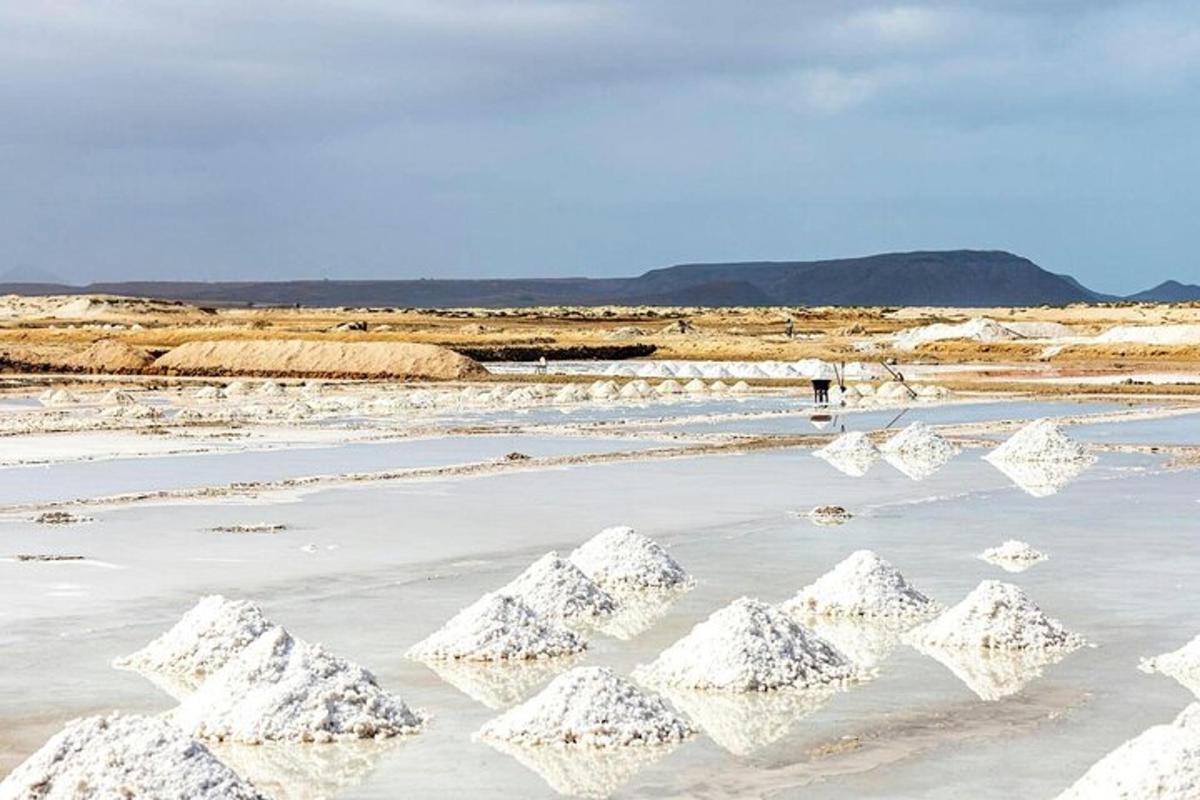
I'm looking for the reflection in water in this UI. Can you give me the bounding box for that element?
[806,617,909,670]
[882,451,952,481]
[818,452,877,478]
[597,588,688,641]
[482,738,681,799]
[212,739,398,800]
[984,455,1092,498]
[421,655,580,709]
[911,642,1074,701]
[662,687,834,756]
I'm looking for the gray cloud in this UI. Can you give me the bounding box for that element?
[2,1,1199,290]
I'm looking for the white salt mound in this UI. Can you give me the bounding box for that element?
[986,418,1094,464]
[113,595,277,694]
[814,432,880,463]
[0,713,265,800]
[476,666,693,747]
[1141,634,1200,694]
[633,597,861,692]
[1054,704,1200,799]
[979,540,1048,570]
[880,421,960,461]
[407,592,586,662]
[569,526,693,591]
[172,626,424,743]
[907,580,1083,651]
[500,552,618,621]
[781,550,940,620]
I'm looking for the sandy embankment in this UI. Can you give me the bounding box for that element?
[152,339,487,381]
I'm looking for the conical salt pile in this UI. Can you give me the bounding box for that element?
[500,552,618,621]
[633,597,861,692]
[172,627,425,743]
[880,422,959,479]
[986,418,1095,464]
[1054,704,1200,799]
[407,592,586,662]
[781,550,940,620]
[569,526,692,591]
[476,666,693,747]
[0,714,266,799]
[113,595,277,695]
[1141,634,1200,696]
[813,432,881,477]
[906,580,1084,651]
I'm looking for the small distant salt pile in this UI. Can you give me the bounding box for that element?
[224,380,248,396]
[1053,704,1200,800]
[569,526,693,591]
[101,388,137,406]
[113,595,277,695]
[40,388,77,407]
[1141,634,1200,696]
[193,385,224,401]
[407,593,586,662]
[588,380,618,401]
[0,714,266,799]
[655,379,683,396]
[813,431,880,478]
[907,580,1083,652]
[683,378,707,395]
[781,550,940,621]
[172,627,425,743]
[979,540,1048,572]
[729,380,751,395]
[633,597,861,692]
[255,380,285,397]
[500,552,618,622]
[476,666,693,747]
[986,418,1095,465]
[554,384,584,403]
[617,382,645,400]
[806,505,853,526]
[880,421,959,480]
[709,380,728,393]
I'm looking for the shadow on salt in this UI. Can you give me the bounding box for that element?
[480,737,683,799]
[212,739,402,800]
[420,655,582,710]
[909,642,1076,701]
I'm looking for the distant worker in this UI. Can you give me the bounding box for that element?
[535,355,548,375]
[785,318,795,339]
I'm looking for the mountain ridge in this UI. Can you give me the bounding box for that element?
[0,250,1189,308]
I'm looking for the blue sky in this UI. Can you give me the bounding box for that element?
[2,1,1199,293]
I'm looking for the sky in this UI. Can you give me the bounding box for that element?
[2,1,1199,293]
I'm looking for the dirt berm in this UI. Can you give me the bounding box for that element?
[153,339,488,380]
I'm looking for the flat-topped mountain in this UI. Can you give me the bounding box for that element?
[1,249,1186,308]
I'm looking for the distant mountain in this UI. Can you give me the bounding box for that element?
[0,249,1177,308]
[1126,280,1200,302]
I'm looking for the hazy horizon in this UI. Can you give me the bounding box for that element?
[4,2,1200,294]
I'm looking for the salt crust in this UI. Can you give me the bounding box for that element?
[406,592,586,662]
[476,666,693,747]
[633,597,862,692]
[906,580,1084,651]
[113,595,277,696]
[500,552,617,621]
[979,540,1048,572]
[569,526,693,591]
[0,713,266,800]
[172,626,425,743]
[1053,704,1200,799]
[781,550,941,620]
